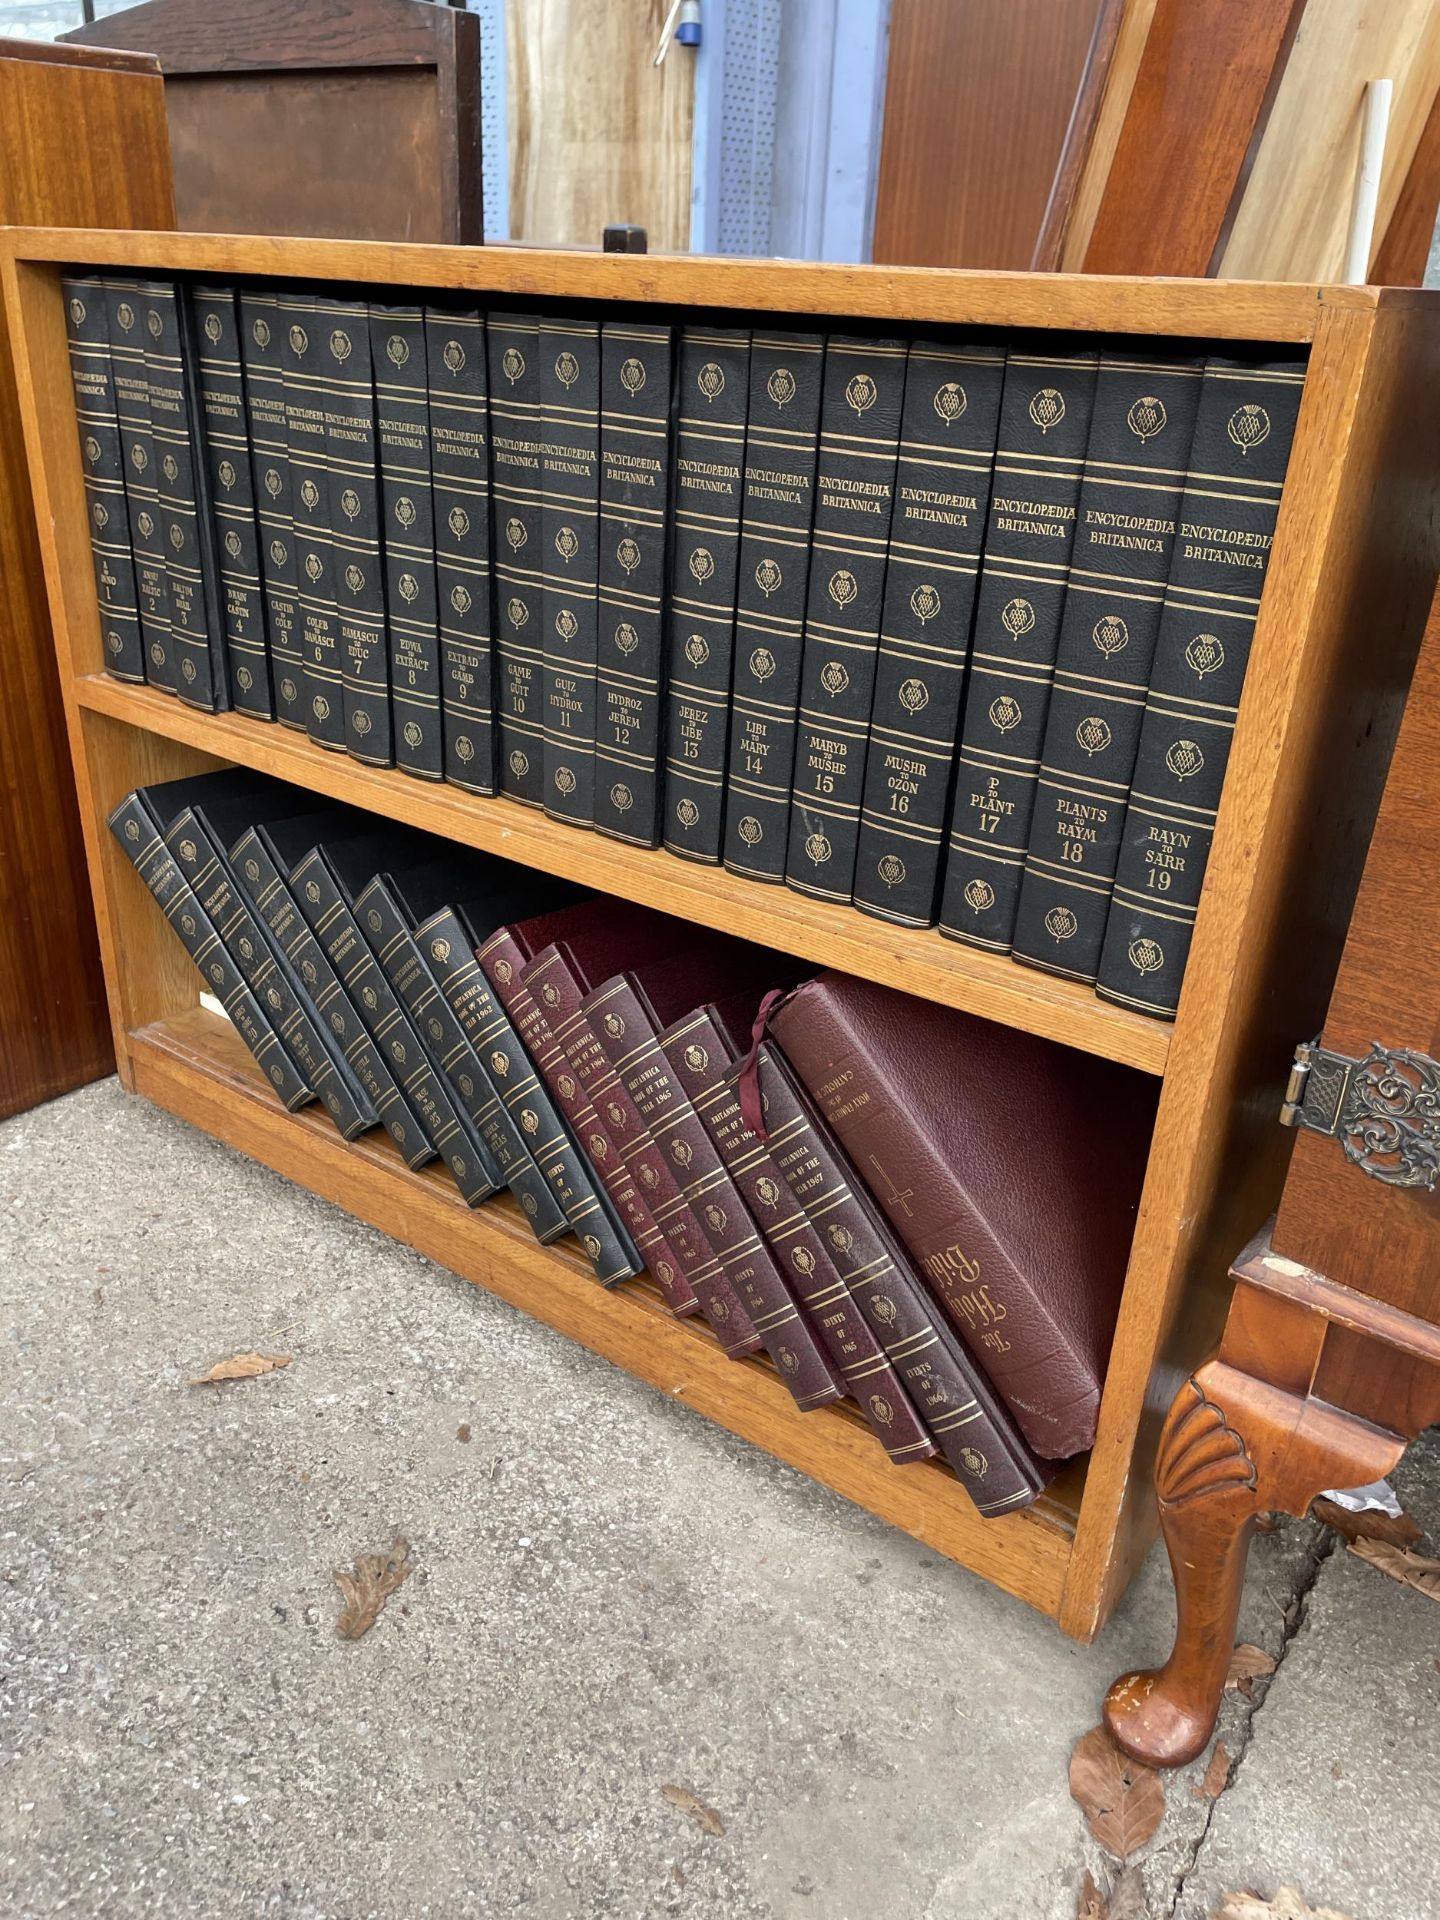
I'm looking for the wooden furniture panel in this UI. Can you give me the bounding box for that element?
[5,227,1435,1641]
[1108,583,1440,1765]
[1219,0,1440,283]
[0,43,175,1122]
[64,0,481,244]
[1080,0,1304,277]
[1371,82,1440,285]
[874,0,1106,270]
[1055,0,1159,272]
[506,0,691,252]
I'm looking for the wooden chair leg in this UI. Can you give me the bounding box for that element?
[1104,1360,1407,1767]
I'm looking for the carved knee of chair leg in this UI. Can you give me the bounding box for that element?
[1104,1366,1262,1768]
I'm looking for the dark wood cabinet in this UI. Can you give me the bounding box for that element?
[65,0,481,244]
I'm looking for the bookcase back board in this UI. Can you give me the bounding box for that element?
[4,227,1435,1641]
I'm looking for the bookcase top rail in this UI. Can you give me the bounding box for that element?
[5,226,1427,343]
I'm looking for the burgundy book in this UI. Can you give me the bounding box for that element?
[477,898,699,1315]
[522,928,787,1345]
[666,1005,936,1464]
[769,973,1158,1458]
[642,1008,847,1412]
[580,938,809,1359]
[752,1042,1050,1512]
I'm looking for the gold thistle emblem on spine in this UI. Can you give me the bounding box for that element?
[448,506,470,538]
[828,569,857,609]
[755,557,782,597]
[450,583,471,614]
[804,831,832,866]
[685,1045,708,1073]
[878,855,906,888]
[845,372,877,417]
[766,367,796,408]
[869,1396,894,1428]
[820,661,850,696]
[1126,394,1168,442]
[988,695,1021,733]
[146,309,162,339]
[792,1246,816,1277]
[610,783,633,813]
[676,798,701,829]
[395,496,417,528]
[444,339,467,375]
[204,313,222,345]
[1092,615,1129,657]
[345,564,365,594]
[404,721,423,748]
[455,736,475,762]
[555,607,578,640]
[399,574,419,603]
[329,330,351,363]
[300,477,320,511]
[933,382,967,424]
[117,302,135,332]
[688,547,715,583]
[899,677,928,713]
[615,622,639,654]
[1028,388,1065,432]
[620,356,646,396]
[251,316,270,348]
[506,517,526,551]
[1044,907,1079,942]
[224,531,241,559]
[1129,937,1165,976]
[219,460,238,491]
[162,454,178,483]
[288,324,307,355]
[1001,597,1035,638]
[83,435,100,465]
[555,525,579,562]
[1185,632,1224,677]
[697,361,725,401]
[387,334,409,367]
[910,583,940,624]
[684,634,710,667]
[738,817,763,847]
[749,647,776,682]
[264,468,281,497]
[341,488,361,521]
[509,749,529,777]
[1227,404,1270,453]
[1164,739,1205,780]
[68,297,85,327]
[501,345,524,384]
[963,878,995,913]
[506,595,528,627]
[554,766,577,796]
[133,447,148,473]
[1076,715,1112,756]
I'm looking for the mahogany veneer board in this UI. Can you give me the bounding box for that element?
[1219,0,1440,282]
[1081,0,1305,276]
[0,44,175,1121]
[64,0,481,243]
[6,227,1438,1641]
[506,0,692,251]
[874,0,1107,269]
[1058,0,1159,271]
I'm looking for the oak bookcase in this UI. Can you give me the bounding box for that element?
[6,227,1437,1641]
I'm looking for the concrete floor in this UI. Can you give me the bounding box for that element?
[1,1079,1436,1920]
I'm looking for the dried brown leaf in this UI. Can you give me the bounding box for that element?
[1107,1868,1150,1920]
[1348,1535,1440,1599]
[1076,1868,1107,1920]
[1068,1726,1166,1861]
[1192,1741,1230,1800]
[1312,1496,1423,1550]
[1224,1643,1276,1698]
[334,1535,410,1640]
[661,1784,724,1836]
[1213,1888,1354,1920]
[189,1351,291,1386]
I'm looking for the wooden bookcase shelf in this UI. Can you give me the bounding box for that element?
[7,227,1438,1641]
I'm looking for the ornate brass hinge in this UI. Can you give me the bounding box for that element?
[1281,1039,1440,1190]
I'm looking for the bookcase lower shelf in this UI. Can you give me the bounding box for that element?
[126,1003,1084,1623]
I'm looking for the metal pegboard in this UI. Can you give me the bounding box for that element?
[468,0,509,242]
[716,0,780,257]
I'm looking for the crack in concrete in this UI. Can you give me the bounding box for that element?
[1158,1519,1339,1920]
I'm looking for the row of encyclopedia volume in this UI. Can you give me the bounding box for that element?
[66,269,1306,1018]
[110,767,1158,1511]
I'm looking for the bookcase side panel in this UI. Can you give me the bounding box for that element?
[1063,301,1440,1637]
